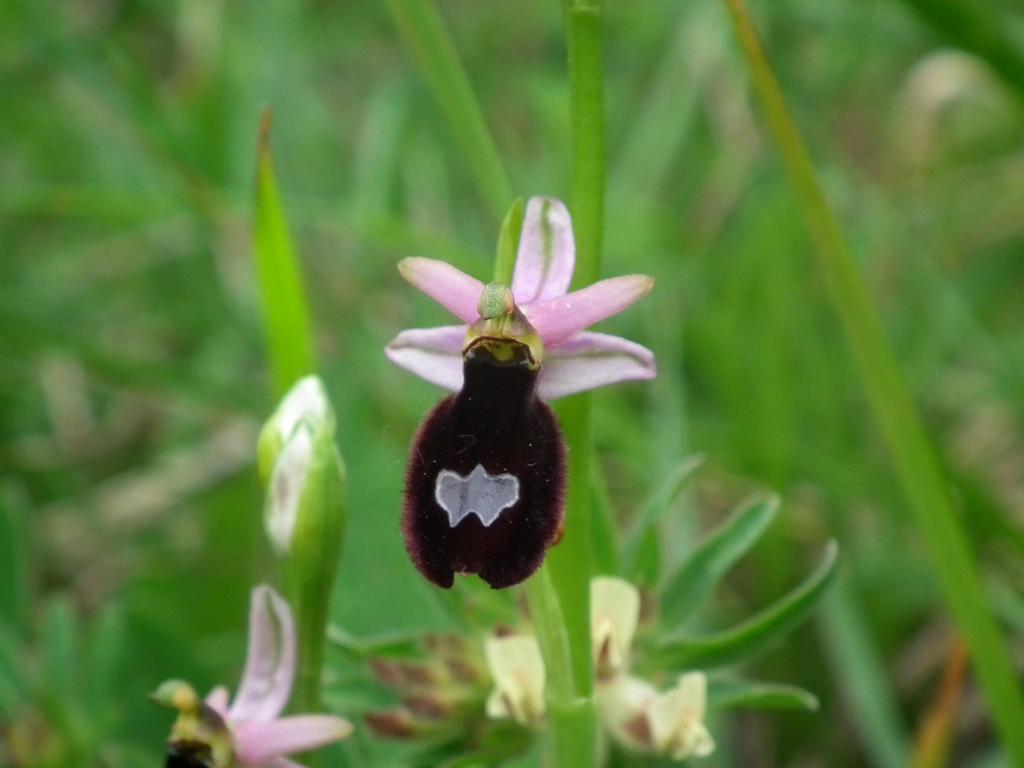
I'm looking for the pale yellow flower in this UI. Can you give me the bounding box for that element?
[598,672,714,761]
[590,576,640,678]
[483,634,546,726]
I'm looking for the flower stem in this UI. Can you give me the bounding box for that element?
[524,565,596,768]
[549,0,604,699]
[542,1,606,765]
[722,0,1024,761]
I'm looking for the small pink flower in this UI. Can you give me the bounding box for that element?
[386,197,656,400]
[157,585,352,767]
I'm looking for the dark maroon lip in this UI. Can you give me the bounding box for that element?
[401,350,565,589]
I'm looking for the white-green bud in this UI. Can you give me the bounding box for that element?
[258,375,329,484]
[257,374,346,713]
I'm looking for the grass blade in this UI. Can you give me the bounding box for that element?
[722,0,1024,759]
[660,495,778,630]
[650,541,838,670]
[384,0,514,220]
[253,108,315,398]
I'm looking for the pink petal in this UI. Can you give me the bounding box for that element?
[384,325,466,392]
[235,715,353,765]
[205,686,230,719]
[511,197,575,305]
[229,585,296,723]
[398,257,484,324]
[524,275,654,346]
[538,332,656,400]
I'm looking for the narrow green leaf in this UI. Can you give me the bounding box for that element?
[384,0,514,220]
[326,627,422,659]
[708,677,819,712]
[723,0,1024,758]
[623,454,703,568]
[660,495,778,629]
[494,198,525,285]
[253,108,315,398]
[628,528,662,588]
[650,541,838,669]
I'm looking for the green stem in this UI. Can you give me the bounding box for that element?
[722,0,1024,761]
[524,565,597,768]
[543,2,606,765]
[564,0,605,288]
[548,0,604,700]
[387,1,602,758]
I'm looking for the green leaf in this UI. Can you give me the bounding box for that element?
[628,528,662,588]
[708,677,819,712]
[384,0,514,220]
[660,495,778,630]
[650,541,838,669]
[622,454,703,569]
[326,626,422,659]
[253,108,316,398]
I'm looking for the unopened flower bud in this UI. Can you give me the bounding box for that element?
[258,375,329,483]
[260,375,345,560]
[258,375,346,713]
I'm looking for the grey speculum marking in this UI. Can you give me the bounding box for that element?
[435,464,520,528]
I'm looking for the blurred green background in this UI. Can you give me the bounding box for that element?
[2,0,1024,765]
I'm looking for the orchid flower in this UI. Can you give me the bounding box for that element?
[386,196,656,400]
[154,585,352,767]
